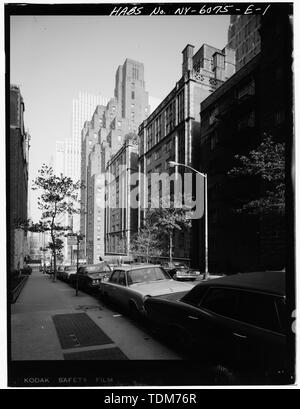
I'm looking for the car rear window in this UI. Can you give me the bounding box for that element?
[181,285,208,305]
[65,266,77,272]
[237,291,281,333]
[128,267,169,284]
[200,288,239,320]
[85,263,111,273]
[109,270,120,283]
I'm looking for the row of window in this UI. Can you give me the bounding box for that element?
[145,91,184,151]
[207,78,256,126]
[236,30,260,60]
[146,139,173,165]
[229,15,260,42]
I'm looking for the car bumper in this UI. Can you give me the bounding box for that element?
[88,282,102,290]
[176,274,200,280]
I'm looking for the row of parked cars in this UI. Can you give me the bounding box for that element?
[56,260,201,291]
[56,262,111,291]
[102,264,290,383]
[55,261,290,383]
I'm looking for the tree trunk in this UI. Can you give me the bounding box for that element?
[169,232,173,262]
[51,204,57,282]
[146,228,150,263]
[53,248,57,282]
[51,229,57,282]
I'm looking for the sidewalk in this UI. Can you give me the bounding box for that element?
[10,268,181,361]
[11,268,105,360]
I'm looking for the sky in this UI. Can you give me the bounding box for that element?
[10,13,230,220]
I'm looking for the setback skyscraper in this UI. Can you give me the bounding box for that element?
[81,59,150,263]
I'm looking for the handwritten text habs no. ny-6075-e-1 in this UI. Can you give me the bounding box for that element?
[109,4,272,17]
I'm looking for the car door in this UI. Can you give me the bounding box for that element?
[186,287,239,365]
[105,270,121,303]
[112,270,130,310]
[77,268,87,288]
[232,291,287,373]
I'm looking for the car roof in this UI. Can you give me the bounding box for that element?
[113,264,162,271]
[198,271,285,296]
[82,262,108,268]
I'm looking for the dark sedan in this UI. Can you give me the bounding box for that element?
[145,271,289,383]
[70,262,112,292]
[161,262,189,278]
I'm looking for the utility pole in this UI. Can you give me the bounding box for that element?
[168,161,209,280]
[76,235,79,296]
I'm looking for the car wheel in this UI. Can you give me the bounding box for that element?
[208,364,238,385]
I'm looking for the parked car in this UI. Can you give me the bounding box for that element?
[70,262,112,292]
[62,265,77,282]
[145,271,288,383]
[99,264,196,319]
[22,265,32,275]
[56,265,65,280]
[174,267,201,281]
[161,261,190,279]
[45,265,52,275]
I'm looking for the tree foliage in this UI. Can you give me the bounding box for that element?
[130,222,162,263]
[228,135,285,214]
[131,196,192,262]
[16,164,81,280]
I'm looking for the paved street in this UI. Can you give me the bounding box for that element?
[11,267,183,361]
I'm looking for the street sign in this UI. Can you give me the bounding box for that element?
[67,235,77,246]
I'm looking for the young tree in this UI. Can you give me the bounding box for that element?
[147,196,192,262]
[130,215,162,263]
[228,134,285,214]
[18,164,81,281]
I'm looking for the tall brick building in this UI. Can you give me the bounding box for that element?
[227,15,261,71]
[80,105,107,258]
[105,138,139,256]
[9,85,30,271]
[138,43,235,262]
[193,11,293,273]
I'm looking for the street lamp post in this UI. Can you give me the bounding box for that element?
[168,161,209,280]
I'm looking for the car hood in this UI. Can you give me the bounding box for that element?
[129,279,194,296]
[151,290,190,301]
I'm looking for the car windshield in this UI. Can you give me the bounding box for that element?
[162,262,175,268]
[128,267,170,284]
[65,266,77,271]
[85,263,111,273]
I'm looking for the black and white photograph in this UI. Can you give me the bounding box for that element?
[4,1,296,389]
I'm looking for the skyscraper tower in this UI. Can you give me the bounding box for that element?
[68,92,108,184]
[54,141,65,176]
[80,58,150,262]
[114,59,150,132]
[65,92,108,235]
